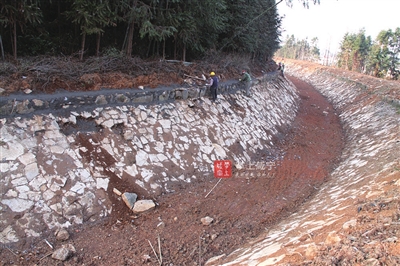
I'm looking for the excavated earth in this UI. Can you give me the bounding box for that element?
[0,59,399,266]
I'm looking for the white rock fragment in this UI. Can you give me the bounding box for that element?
[157,154,168,162]
[113,188,122,196]
[78,169,92,183]
[0,225,19,243]
[136,150,149,166]
[1,198,34,212]
[55,228,70,241]
[96,178,109,191]
[140,111,147,121]
[200,145,214,154]
[81,111,92,118]
[25,163,39,181]
[52,244,76,261]
[125,165,139,176]
[70,182,86,194]
[5,189,18,197]
[0,162,10,172]
[159,119,171,129]
[0,142,24,160]
[102,119,115,128]
[132,200,155,213]
[201,216,214,226]
[140,136,148,145]
[11,177,28,186]
[141,169,154,182]
[29,175,47,191]
[50,145,65,154]
[18,152,36,165]
[212,143,226,158]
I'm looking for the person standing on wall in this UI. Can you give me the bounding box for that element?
[206,71,219,103]
[277,61,285,76]
[239,70,252,96]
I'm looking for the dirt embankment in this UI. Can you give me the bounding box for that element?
[0,56,276,96]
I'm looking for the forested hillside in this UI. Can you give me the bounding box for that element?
[0,0,282,61]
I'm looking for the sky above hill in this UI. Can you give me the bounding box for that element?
[277,0,400,55]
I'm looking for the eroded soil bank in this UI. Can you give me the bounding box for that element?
[0,76,345,265]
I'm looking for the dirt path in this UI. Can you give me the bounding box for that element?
[0,76,345,265]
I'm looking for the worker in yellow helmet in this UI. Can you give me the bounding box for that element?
[206,71,219,102]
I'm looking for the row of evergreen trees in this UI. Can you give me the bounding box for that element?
[274,35,320,62]
[276,28,400,80]
[0,0,282,62]
[337,28,400,79]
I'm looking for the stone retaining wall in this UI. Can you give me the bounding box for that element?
[0,75,270,117]
[0,73,299,244]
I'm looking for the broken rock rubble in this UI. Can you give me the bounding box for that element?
[119,190,156,213]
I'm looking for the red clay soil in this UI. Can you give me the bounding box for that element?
[0,75,345,265]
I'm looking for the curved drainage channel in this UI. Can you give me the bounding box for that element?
[217,61,400,265]
[1,74,347,265]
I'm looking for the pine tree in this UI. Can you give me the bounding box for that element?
[0,0,42,59]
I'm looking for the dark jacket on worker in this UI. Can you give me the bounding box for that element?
[211,76,218,88]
